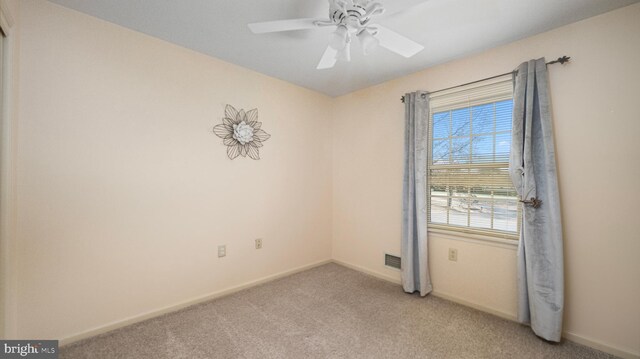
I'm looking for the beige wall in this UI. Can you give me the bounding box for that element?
[332,3,640,358]
[8,0,640,357]
[15,0,333,341]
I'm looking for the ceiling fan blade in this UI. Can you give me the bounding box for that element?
[317,46,338,70]
[248,18,324,34]
[375,25,424,58]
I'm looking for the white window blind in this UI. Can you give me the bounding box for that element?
[427,75,521,239]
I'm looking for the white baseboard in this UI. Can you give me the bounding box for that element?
[429,290,517,322]
[332,259,401,285]
[60,259,332,347]
[331,259,516,321]
[562,331,639,359]
[332,259,639,359]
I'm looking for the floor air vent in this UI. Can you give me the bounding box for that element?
[385,254,401,269]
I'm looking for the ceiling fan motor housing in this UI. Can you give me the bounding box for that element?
[328,0,385,30]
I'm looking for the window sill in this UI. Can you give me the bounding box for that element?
[427,227,519,250]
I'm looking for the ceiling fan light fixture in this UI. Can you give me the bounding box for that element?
[336,44,351,62]
[329,25,349,50]
[358,29,379,55]
[249,0,425,70]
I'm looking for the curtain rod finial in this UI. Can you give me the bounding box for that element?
[548,56,571,65]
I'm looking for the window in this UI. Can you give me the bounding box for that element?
[427,75,521,240]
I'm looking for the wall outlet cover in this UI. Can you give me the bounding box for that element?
[448,248,458,262]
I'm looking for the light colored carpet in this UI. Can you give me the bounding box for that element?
[61,263,616,358]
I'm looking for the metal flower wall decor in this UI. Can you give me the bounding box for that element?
[213,105,271,160]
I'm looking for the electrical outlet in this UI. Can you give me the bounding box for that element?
[218,245,226,258]
[255,238,263,249]
[448,248,458,262]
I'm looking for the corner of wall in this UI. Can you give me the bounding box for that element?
[328,97,337,261]
[0,0,20,339]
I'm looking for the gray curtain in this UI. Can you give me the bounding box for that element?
[509,58,564,342]
[401,91,432,296]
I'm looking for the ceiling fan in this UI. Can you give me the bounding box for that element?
[248,0,425,70]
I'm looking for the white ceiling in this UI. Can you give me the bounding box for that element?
[47,0,638,97]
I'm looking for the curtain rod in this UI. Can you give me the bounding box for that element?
[400,56,571,103]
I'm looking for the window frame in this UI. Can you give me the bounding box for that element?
[426,76,521,241]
